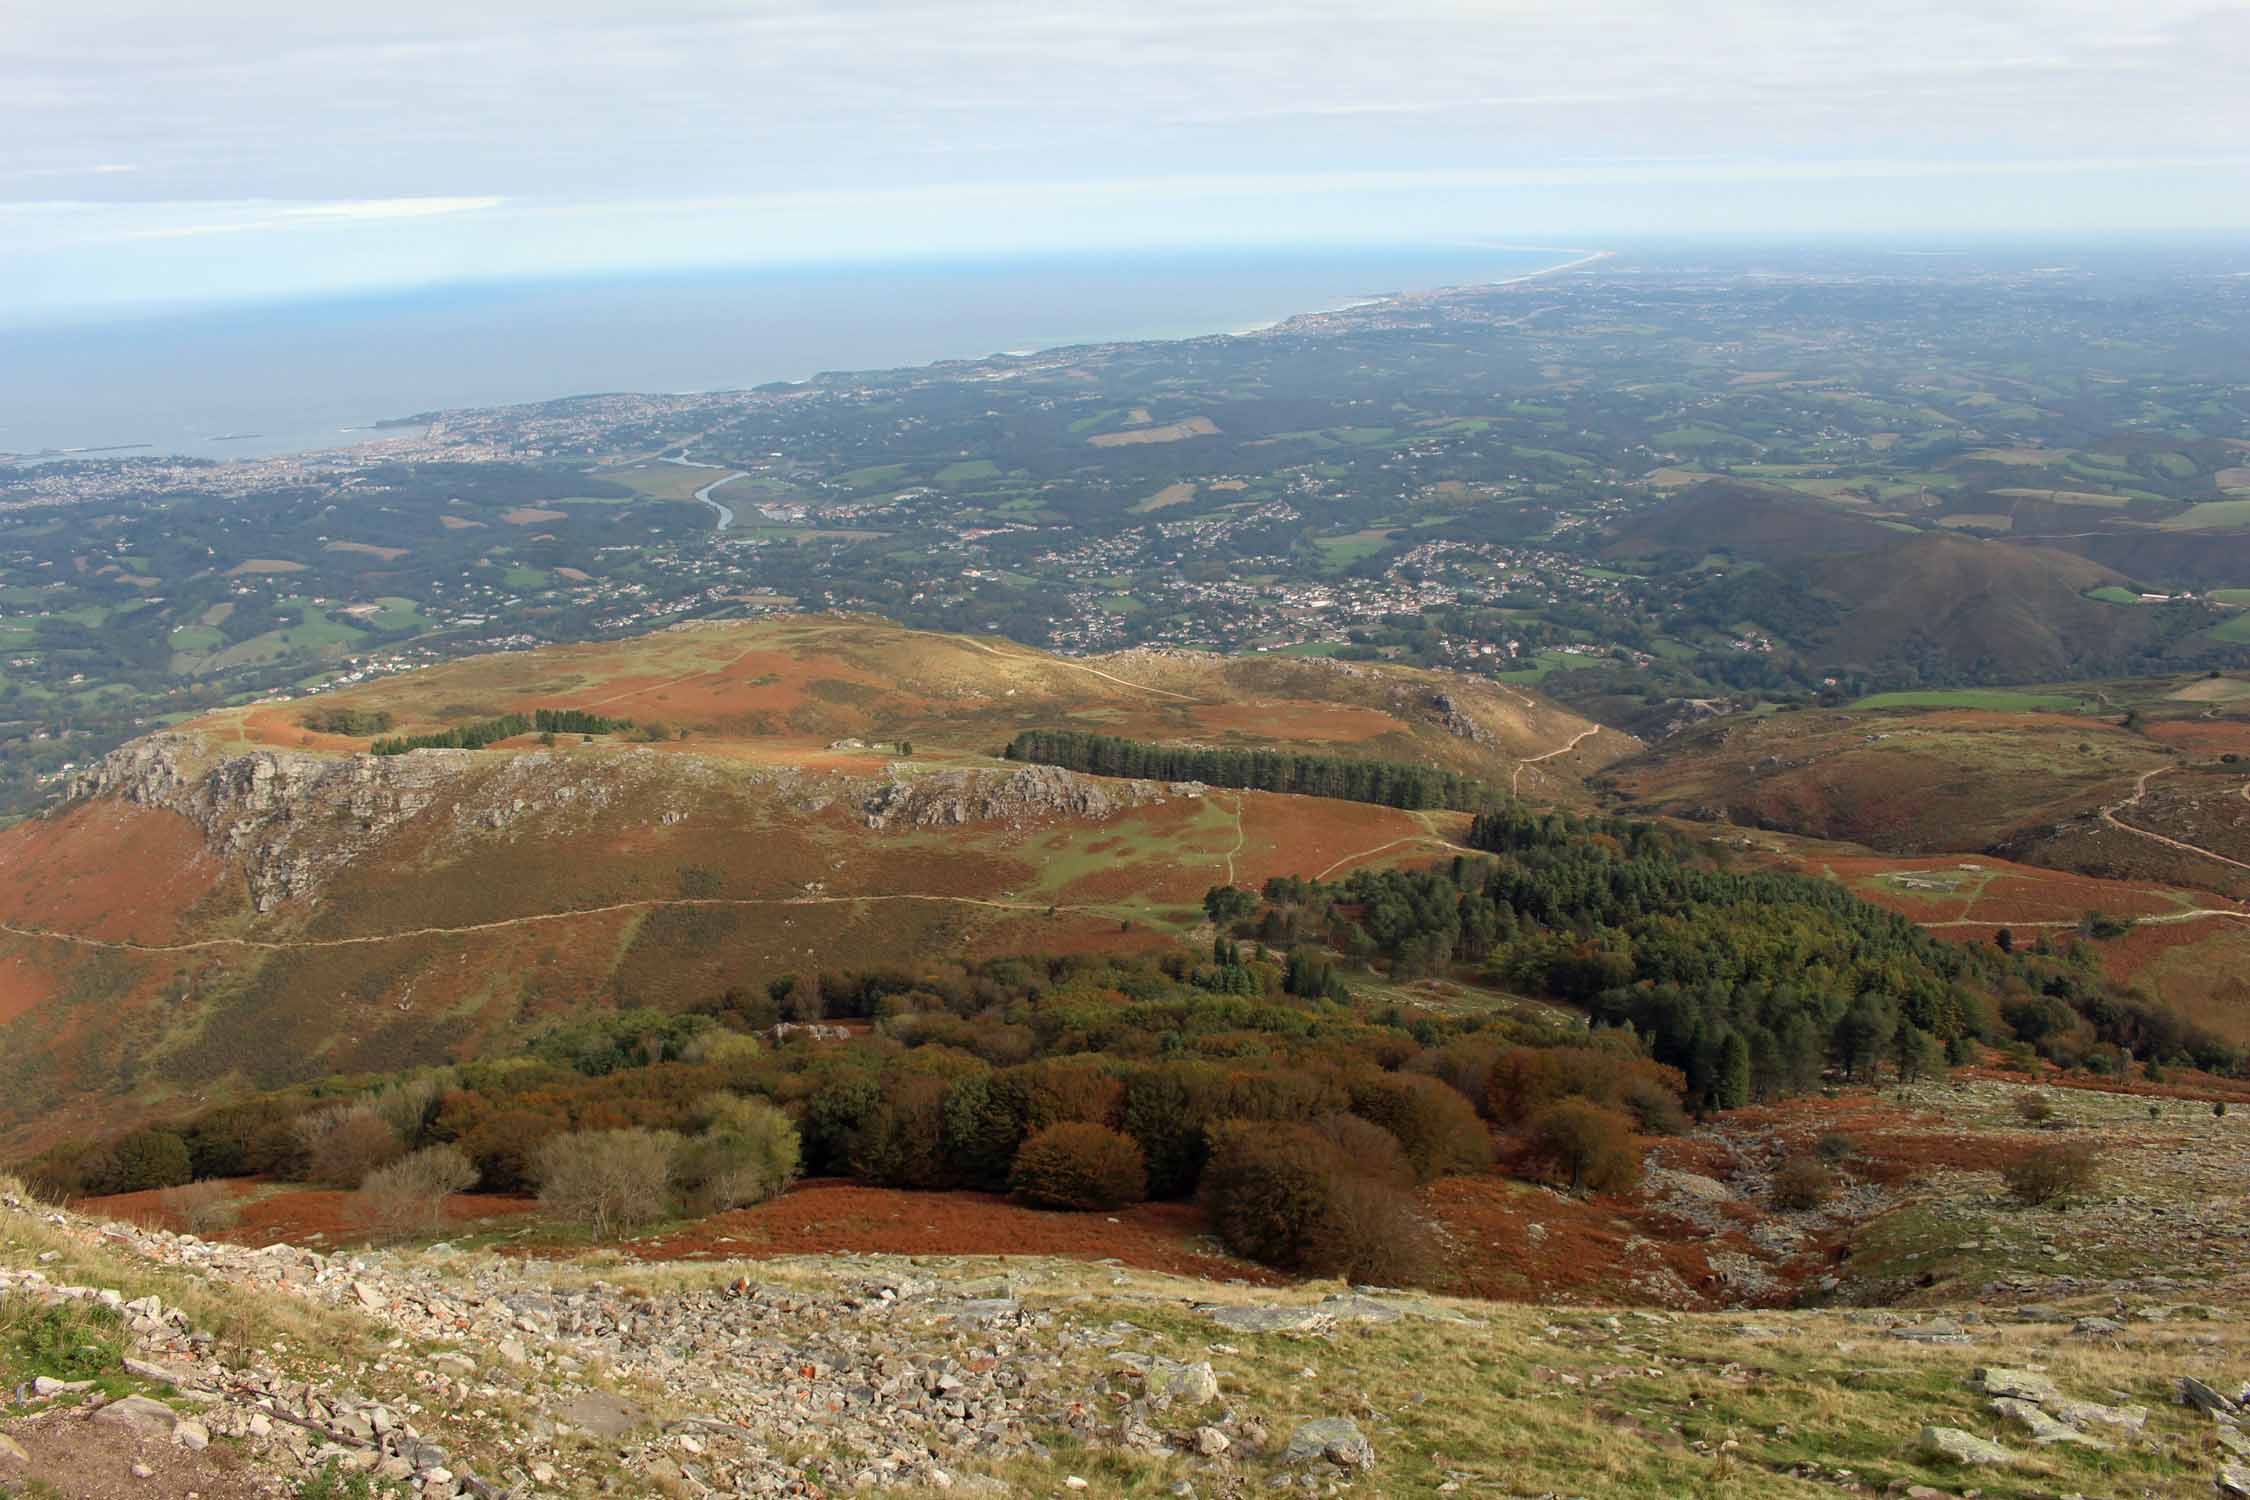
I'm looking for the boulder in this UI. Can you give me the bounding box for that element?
[1989,1398,2108,1448]
[1975,1367,2060,1403]
[1919,1425,2019,1466]
[1204,1305,1327,1334]
[2219,1463,2250,1499]
[2181,1377,2239,1415]
[1280,1418,1374,1470]
[92,1394,179,1437]
[2046,1397,2147,1436]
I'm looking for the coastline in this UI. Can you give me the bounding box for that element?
[4,246,1609,466]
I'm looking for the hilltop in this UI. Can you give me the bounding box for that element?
[0,616,1629,1150]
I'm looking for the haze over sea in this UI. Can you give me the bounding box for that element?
[0,246,1566,463]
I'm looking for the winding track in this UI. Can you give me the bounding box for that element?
[1511,725,1601,795]
[0,892,1113,956]
[2100,764,2250,874]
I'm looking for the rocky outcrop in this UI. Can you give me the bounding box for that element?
[860,763,1192,830]
[64,734,1197,911]
[70,734,477,912]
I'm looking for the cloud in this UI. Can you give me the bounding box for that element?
[119,196,504,240]
[2,0,2248,311]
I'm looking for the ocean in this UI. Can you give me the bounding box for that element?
[0,245,1569,463]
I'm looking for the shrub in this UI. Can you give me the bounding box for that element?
[184,1098,306,1180]
[1199,1121,1435,1283]
[1200,1121,1349,1270]
[1814,1131,1857,1164]
[2004,1140,2100,1206]
[532,1129,681,1238]
[1487,1045,1684,1128]
[1008,1124,1148,1211]
[1770,1156,1835,1210]
[673,1096,800,1210]
[1617,1075,1689,1136]
[1344,1073,1493,1183]
[101,1129,194,1195]
[1020,1060,1127,1132]
[294,1104,405,1188]
[1523,1101,1642,1194]
[1301,1171,1440,1287]
[1308,1113,1414,1187]
[2012,1093,2055,1125]
[158,1179,241,1236]
[355,1146,476,1237]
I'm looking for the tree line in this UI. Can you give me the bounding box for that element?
[1003,728,1496,811]
[1213,802,2243,1113]
[368,706,634,755]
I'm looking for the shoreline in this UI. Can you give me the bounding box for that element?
[8,247,1609,466]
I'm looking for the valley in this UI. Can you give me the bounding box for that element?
[6,251,2250,1500]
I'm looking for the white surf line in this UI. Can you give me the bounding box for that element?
[0,893,1118,956]
[1484,248,1613,286]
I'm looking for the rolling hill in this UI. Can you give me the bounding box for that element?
[0,615,1632,1153]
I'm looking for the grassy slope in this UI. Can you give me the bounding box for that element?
[0,617,1631,1149]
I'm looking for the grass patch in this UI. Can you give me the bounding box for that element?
[1851,689,2087,712]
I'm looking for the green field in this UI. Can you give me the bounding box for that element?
[2085,586,2147,605]
[2159,500,2250,531]
[1852,689,2088,712]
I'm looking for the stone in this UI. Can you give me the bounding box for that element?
[1316,1295,1405,1325]
[173,1418,211,1450]
[553,1391,647,1438]
[1892,1321,1973,1345]
[0,1433,27,1466]
[93,1394,179,1436]
[1279,1418,1375,1470]
[1193,1426,1230,1456]
[1975,1367,2060,1404]
[1919,1425,2019,1466]
[2220,1464,2250,1499]
[123,1355,197,1386]
[1163,1362,1221,1408]
[2181,1378,2239,1415]
[1989,1398,2108,1448]
[2071,1315,2126,1337]
[1204,1305,1327,1334]
[31,1376,94,1396]
[2046,1398,2147,1436]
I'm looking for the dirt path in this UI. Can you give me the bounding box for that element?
[2100,764,2250,874]
[0,891,1122,957]
[1220,795,1247,884]
[1511,725,1601,795]
[1918,907,2250,931]
[941,633,1197,702]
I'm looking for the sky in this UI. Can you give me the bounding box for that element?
[7,0,2250,321]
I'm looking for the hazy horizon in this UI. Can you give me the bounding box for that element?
[9,0,2250,322]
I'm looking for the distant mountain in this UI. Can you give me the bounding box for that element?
[1798,532,2179,680]
[1603,481,1903,564]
